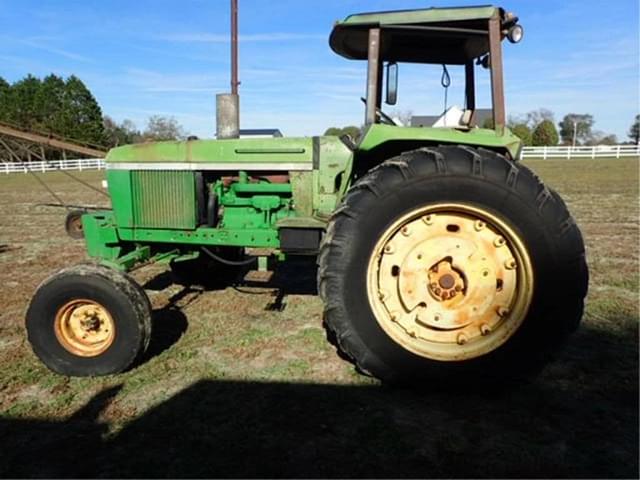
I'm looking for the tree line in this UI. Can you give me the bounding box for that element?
[325,109,640,147]
[0,74,188,157]
[502,109,637,147]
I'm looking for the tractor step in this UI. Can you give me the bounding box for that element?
[244,270,274,283]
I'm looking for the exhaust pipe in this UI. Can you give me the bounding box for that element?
[216,93,239,139]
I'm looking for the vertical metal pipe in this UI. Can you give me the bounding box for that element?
[365,28,381,126]
[488,16,505,134]
[465,60,476,125]
[231,0,239,94]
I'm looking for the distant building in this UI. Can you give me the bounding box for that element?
[411,108,493,128]
[239,129,283,138]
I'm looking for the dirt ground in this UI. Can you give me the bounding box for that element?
[0,159,638,478]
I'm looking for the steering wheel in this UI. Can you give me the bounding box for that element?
[360,97,397,126]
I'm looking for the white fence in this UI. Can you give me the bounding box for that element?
[1,145,639,174]
[521,145,640,160]
[1,158,105,174]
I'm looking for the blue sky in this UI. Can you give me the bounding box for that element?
[1,0,638,139]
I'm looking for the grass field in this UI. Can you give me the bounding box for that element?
[0,158,638,478]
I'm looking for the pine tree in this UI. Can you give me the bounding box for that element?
[61,75,105,145]
[532,120,559,146]
[0,77,9,123]
[36,74,66,133]
[629,114,640,145]
[5,75,43,129]
[511,123,532,146]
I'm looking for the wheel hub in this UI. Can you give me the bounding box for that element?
[367,204,533,361]
[428,260,465,302]
[54,300,115,357]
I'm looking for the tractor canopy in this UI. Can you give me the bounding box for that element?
[329,5,516,65]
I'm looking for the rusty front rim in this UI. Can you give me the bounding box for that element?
[69,217,83,235]
[54,299,115,357]
[366,203,534,361]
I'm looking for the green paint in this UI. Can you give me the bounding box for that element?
[107,137,314,166]
[336,6,499,26]
[358,124,522,160]
[82,6,523,271]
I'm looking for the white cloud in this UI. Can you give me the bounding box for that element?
[161,32,325,43]
[20,38,93,63]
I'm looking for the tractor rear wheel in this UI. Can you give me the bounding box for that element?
[26,264,152,376]
[318,145,588,384]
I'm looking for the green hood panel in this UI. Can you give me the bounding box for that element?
[106,137,314,167]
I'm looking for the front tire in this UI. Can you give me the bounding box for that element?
[26,264,152,376]
[318,146,588,383]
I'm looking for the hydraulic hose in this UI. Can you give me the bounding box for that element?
[201,246,258,266]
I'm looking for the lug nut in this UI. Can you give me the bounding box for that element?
[504,259,517,270]
[384,245,394,254]
[494,236,506,247]
[457,333,468,345]
[496,306,509,317]
[474,220,486,231]
[423,215,434,225]
[480,324,491,336]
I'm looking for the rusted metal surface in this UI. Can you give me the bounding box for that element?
[0,122,106,158]
[216,93,240,139]
[488,15,506,134]
[366,204,534,361]
[231,0,239,95]
[54,299,115,357]
[365,28,381,125]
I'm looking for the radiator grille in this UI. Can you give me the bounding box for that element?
[131,170,196,229]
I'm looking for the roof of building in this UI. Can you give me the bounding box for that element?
[239,129,283,137]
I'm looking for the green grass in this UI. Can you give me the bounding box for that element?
[0,160,638,478]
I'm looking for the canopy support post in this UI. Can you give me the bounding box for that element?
[365,28,381,125]
[465,60,476,125]
[488,15,505,134]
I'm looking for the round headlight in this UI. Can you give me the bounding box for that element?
[507,24,524,43]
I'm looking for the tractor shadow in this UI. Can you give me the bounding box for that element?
[240,256,318,311]
[1,321,637,478]
[87,258,638,476]
[138,257,318,362]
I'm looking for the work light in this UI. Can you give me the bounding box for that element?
[507,24,524,43]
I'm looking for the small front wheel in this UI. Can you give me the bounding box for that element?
[65,210,85,239]
[26,264,152,376]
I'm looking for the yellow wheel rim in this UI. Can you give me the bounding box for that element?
[54,299,115,357]
[366,203,534,361]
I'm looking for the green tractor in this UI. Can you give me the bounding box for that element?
[26,6,587,383]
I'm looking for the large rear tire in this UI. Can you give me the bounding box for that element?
[318,146,588,383]
[26,264,152,376]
